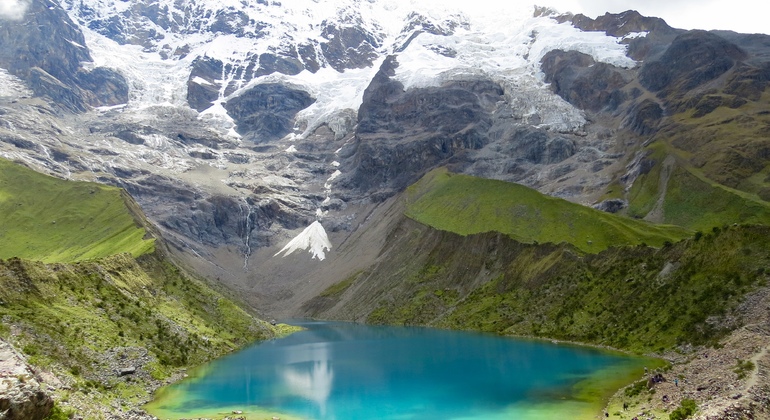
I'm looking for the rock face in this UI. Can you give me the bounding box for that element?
[0,0,127,111]
[640,30,747,102]
[0,339,53,420]
[541,50,629,112]
[225,83,316,142]
[342,55,601,198]
[1,2,770,314]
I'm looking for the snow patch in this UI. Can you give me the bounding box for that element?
[274,221,332,261]
[0,68,32,97]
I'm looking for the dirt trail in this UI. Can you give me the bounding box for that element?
[604,287,770,420]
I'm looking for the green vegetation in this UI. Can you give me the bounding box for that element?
[625,92,770,232]
[669,398,697,420]
[734,359,755,380]
[0,158,154,262]
[405,168,691,253]
[0,252,278,385]
[319,272,359,298]
[0,158,295,417]
[356,221,770,353]
[625,148,770,231]
[44,402,75,420]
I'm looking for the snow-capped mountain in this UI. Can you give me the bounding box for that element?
[2,0,769,313]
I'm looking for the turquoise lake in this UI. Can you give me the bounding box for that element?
[146,321,651,420]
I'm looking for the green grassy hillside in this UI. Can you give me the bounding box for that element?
[0,158,297,418]
[627,144,770,231]
[0,158,154,262]
[311,217,769,354]
[0,252,297,418]
[405,168,691,253]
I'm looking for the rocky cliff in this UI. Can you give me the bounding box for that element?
[0,0,769,316]
[0,339,53,420]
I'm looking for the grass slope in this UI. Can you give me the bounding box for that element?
[349,220,770,354]
[405,168,691,253]
[0,158,298,418]
[627,144,770,231]
[0,252,294,417]
[0,158,154,262]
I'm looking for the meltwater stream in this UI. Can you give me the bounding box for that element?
[146,321,651,420]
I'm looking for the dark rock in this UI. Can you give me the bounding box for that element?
[224,83,315,142]
[541,50,629,112]
[189,150,216,160]
[593,199,628,213]
[76,67,129,107]
[723,62,770,101]
[570,10,675,38]
[0,0,90,88]
[118,367,136,376]
[624,99,664,136]
[254,52,304,77]
[346,57,507,194]
[27,67,88,113]
[0,135,37,150]
[187,57,224,111]
[691,95,727,118]
[640,30,746,96]
[320,20,381,72]
[115,130,146,145]
[297,42,322,73]
[0,0,127,111]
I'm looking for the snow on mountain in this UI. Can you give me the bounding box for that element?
[3,0,650,263]
[274,220,333,261]
[57,0,642,136]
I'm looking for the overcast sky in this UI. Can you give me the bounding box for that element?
[544,0,769,34]
[1,0,767,35]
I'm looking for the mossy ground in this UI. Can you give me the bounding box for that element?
[405,168,691,254]
[0,158,154,262]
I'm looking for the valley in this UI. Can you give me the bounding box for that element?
[1,0,770,419]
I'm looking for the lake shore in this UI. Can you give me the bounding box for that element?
[135,315,770,420]
[601,286,770,420]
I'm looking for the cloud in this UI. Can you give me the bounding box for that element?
[0,0,31,21]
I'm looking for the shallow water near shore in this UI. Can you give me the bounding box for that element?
[146,321,654,419]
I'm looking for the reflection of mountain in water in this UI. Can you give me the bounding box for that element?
[281,343,334,415]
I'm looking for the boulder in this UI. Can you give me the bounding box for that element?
[0,339,53,420]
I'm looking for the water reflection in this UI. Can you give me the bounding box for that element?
[146,321,652,420]
[280,342,334,415]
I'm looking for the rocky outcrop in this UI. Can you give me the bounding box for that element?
[562,10,682,61]
[0,0,127,111]
[640,31,747,103]
[541,50,630,112]
[344,56,506,194]
[318,16,381,72]
[225,83,315,142]
[0,339,53,420]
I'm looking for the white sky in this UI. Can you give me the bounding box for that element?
[541,0,770,34]
[560,0,770,35]
[1,0,766,34]
[426,0,770,35]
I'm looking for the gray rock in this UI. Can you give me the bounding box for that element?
[0,339,53,420]
[225,83,315,142]
[593,199,628,213]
